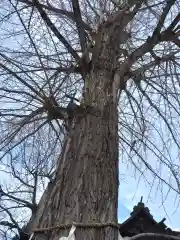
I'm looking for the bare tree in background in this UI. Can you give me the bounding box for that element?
[0,0,179,239]
[0,134,56,239]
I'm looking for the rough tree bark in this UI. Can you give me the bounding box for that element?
[29,18,124,240]
[0,0,179,239]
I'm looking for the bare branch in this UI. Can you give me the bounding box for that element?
[72,0,87,52]
[152,0,176,38]
[33,0,81,63]
[18,0,92,31]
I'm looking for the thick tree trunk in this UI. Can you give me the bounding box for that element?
[32,25,121,240]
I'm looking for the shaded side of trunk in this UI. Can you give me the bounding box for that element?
[24,181,54,234]
[33,25,121,240]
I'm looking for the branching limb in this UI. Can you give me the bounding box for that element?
[72,0,87,53]
[33,0,81,64]
[18,0,92,31]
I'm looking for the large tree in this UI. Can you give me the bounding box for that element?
[0,0,179,239]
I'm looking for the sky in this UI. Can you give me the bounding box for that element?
[118,175,180,231]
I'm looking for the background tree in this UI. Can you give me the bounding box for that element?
[0,135,57,239]
[0,0,179,239]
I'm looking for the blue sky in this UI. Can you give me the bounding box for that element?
[118,176,180,231]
